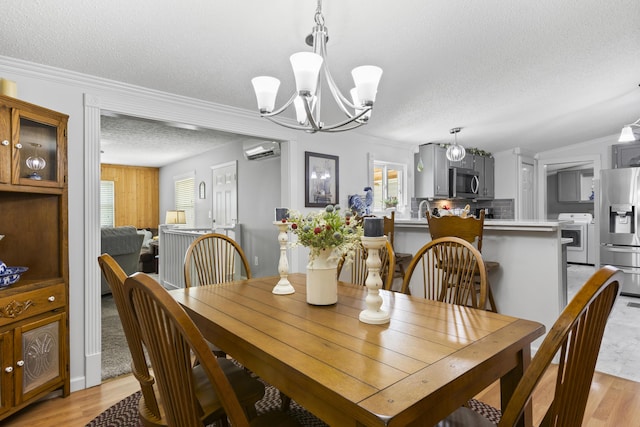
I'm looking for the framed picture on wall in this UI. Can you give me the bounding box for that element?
[305,151,339,207]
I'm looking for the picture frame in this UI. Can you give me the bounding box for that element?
[305,151,339,207]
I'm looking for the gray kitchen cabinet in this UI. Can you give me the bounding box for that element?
[415,143,449,199]
[449,154,474,170]
[558,169,593,202]
[473,154,495,199]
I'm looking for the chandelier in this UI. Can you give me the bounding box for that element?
[446,128,466,162]
[251,0,383,133]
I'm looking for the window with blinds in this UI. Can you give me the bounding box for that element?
[175,177,195,226]
[100,180,115,227]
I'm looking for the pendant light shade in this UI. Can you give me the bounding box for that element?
[446,144,466,162]
[446,127,466,162]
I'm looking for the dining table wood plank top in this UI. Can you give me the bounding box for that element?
[169,273,544,427]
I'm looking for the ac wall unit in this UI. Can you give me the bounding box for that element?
[243,141,281,161]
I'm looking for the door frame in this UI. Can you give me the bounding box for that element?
[83,93,296,388]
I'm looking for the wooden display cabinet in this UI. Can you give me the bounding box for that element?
[0,94,69,421]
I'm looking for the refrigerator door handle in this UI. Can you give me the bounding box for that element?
[601,245,640,254]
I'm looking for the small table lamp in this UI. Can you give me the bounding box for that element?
[165,210,186,225]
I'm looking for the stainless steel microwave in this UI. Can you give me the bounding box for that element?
[449,167,480,198]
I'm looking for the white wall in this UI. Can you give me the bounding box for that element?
[0,56,415,392]
[159,142,283,278]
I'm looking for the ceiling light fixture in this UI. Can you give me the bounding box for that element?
[446,127,466,162]
[619,118,640,142]
[250,0,383,133]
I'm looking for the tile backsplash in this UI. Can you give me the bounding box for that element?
[411,198,515,219]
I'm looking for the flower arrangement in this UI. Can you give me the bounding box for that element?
[287,204,363,261]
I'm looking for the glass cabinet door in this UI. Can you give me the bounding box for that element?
[11,108,66,188]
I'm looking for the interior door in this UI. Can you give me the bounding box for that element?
[520,160,535,219]
[211,161,237,227]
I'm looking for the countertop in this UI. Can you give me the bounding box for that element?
[395,218,571,232]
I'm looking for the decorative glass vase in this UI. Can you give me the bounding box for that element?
[306,248,338,305]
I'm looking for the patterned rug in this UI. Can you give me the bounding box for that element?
[86,378,501,426]
[86,379,328,427]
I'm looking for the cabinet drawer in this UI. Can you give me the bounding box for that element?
[0,283,65,327]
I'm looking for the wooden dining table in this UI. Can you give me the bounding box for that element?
[169,273,544,427]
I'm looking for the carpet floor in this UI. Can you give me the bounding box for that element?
[86,379,501,426]
[102,294,131,380]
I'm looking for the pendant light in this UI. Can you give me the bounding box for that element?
[446,127,466,162]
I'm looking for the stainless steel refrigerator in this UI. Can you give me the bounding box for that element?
[600,167,640,297]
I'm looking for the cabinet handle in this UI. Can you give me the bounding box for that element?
[16,360,24,367]
[1,140,8,146]
[48,296,55,302]
[15,143,22,149]
[5,366,13,373]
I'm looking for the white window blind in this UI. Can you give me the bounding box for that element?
[100,180,115,227]
[175,177,195,226]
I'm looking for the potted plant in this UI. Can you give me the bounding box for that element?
[287,205,363,304]
[384,196,398,209]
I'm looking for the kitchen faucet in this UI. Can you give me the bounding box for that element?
[418,199,430,218]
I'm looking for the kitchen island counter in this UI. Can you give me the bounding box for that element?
[393,218,567,348]
[395,218,570,231]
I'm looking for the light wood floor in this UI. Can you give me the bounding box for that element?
[3,367,640,426]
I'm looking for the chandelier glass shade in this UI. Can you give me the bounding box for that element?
[619,119,640,142]
[251,0,383,133]
[446,128,466,162]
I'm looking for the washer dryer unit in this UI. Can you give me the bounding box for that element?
[559,213,593,264]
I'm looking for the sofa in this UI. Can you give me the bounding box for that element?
[100,226,144,295]
[137,228,157,273]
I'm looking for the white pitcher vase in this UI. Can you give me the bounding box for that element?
[306,248,338,305]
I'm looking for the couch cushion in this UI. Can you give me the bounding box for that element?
[101,226,143,256]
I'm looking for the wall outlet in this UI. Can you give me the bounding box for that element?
[254,256,259,266]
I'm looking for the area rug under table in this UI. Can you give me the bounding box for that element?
[86,379,501,426]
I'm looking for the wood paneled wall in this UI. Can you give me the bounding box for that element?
[101,164,159,229]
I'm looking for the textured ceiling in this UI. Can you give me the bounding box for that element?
[100,114,272,167]
[2,0,640,166]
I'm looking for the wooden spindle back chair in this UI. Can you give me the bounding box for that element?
[124,273,299,427]
[426,210,499,312]
[401,236,488,309]
[184,233,251,287]
[337,239,396,290]
[437,266,621,427]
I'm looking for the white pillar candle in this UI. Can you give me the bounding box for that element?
[0,79,17,97]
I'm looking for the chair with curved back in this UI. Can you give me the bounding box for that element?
[337,239,396,290]
[401,236,488,309]
[383,210,413,286]
[98,254,163,427]
[426,210,499,312]
[436,265,621,427]
[184,232,252,287]
[183,232,294,410]
[98,254,265,427]
[124,273,300,427]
